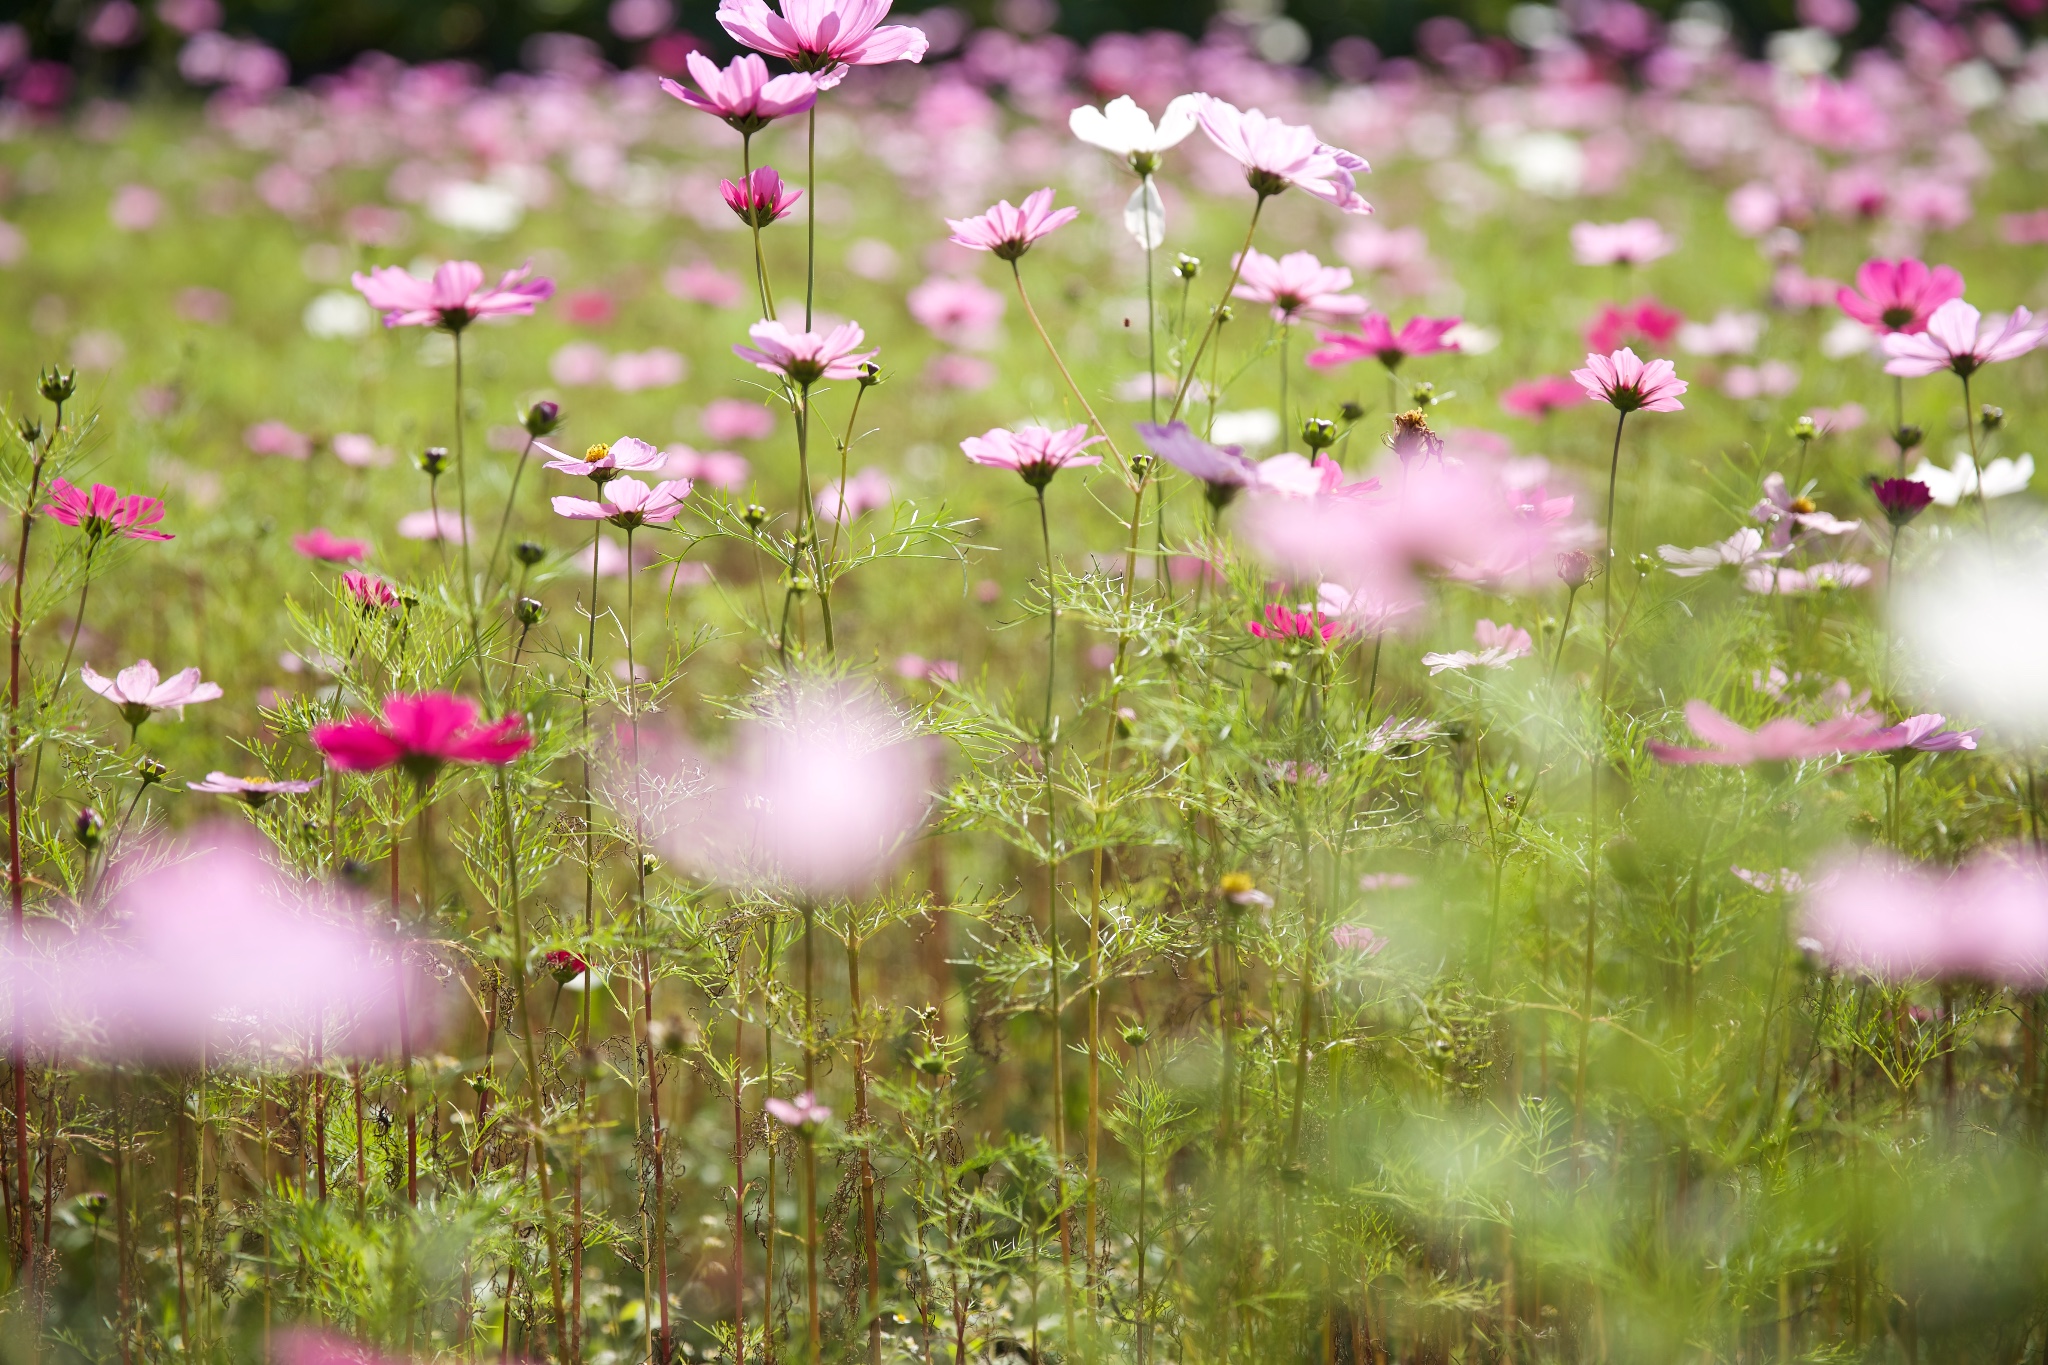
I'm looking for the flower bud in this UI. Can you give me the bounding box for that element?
[1129,452,1156,481]
[640,851,660,879]
[786,572,814,596]
[1173,253,1201,280]
[515,596,546,626]
[1264,659,1293,684]
[857,361,882,389]
[1408,380,1443,408]
[135,756,168,785]
[1893,423,1924,453]
[913,1052,950,1077]
[74,807,104,851]
[1119,1023,1150,1047]
[417,447,450,477]
[1339,401,1366,425]
[15,417,42,446]
[1214,303,1234,325]
[77,1192,109,1220]
[38,367,76,404]
[1981,404,2005,434]
[340,858,375,887]
[1790,415,1818,443]
[544,949,588,985]
[513,540,547,567]
[522,400,563,438]
[743,503,769,529]
[1868,475,1934,528]
[1556,549,1596,589]
[1631,552,1657,575]
[1295,417,1337,453]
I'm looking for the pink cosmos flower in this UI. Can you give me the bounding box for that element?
[1799,850,2048,987]
[668,261,746,309]
[1836,258,1964,336]
[80,659,223,728]
[1230,249,1367,325]
[1571,348,1686,412]
[664,447,751,490]
[945,188,1079,260]
[189,772,321,806]
[1742,562,1873,596]
[1752,473,1858,550]
[1500,376,1588,419]
[349,260,554,331]
[733,319,878,384]
[716,0,928,86]
[397,509,471,544]
[1570,218,1676,266]
[722,165,802,227]
[1136,421,1260,507]
[341,571,399,611]
[1658,528,1779,577]
[311,692,532,779]
[1881,299,2048,379]
[1247,603,1349,643]
[1330,924,1388,956]
[331,433,394,469]
[1191,95,1371,215]
[1254,453,1379,501]
[895,654,960,684]
[293,528,369,563]
[544,949,588,984]
[1420,619,1533,675]
[1304,313,1460,372]
[960,424,1104,488]
[542,435,668,482]
[906,275,1004,349]
[552,476,693,529]
[658,51,820,132]
[765,1091,832,1129]
[816,466,891,523]
[245,420,313,460]
[701,398,778,442]
[1584,298,1682,353]
[43,479,172,542]
[2001,210,2048,247]
[1868,712,1978,755]
[1645,700,1891,766]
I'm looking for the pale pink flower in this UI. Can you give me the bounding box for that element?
[1645,699,1891,765]
[1330,924,1388,956]
[397,509,471,543]
[1571,347,1686,412]
[1136,421,1259,506]
[109,183,161,232]
[701,398,778,442]
[716,0,928,87]
[1191,95,1371,215]
[665,447,752,490]
[1732,866,1804,895]
[1881,299,2048,379]
[1500,376,1588,419]
[1721,362,1799,401]
[1253,453,1378,501]
[1778,78,1892,153]
[189,772,320,806]
[607,349,687,393]
[1868,713,1979,755]
[1570,219,1675,266]
[945,188,1079,260]
[906,275,1004,348]
[765,1090,832,1129]
[1421,619,1533,675]
[1799,850,2048,986]
[721,165,803,227]
[895,654,960,684]
[1752,473,1859,550]
[331,433,394,468]
[1657,527,1778,577]
[733,319,877,384]
[1304,313,1459,371]
[658,51,819,132]
[927,354,994,391]
[552,476,692,529]
[1230,249,1367,325]
[667,261,745,309]
[292,528,369,564]
[350,260,553,331]
[1742,562,1873,595]
[960,424,1103,487]
[80,660,222,728]
[1836,258,1964,336]
[816,467,891,523]
[244,420,312,460]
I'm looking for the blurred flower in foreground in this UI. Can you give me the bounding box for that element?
[1800,850,2048,986]
[1881,299,2048,378]
[350,260,553,332]
[1908,452,2034,506]
[312,693,531,781]
[1191,96,1371,214]
[80,660,222,729]
[1836,257,1964,336]
[816,467,892,523]
[1499,375,1587,419]
[1895,538,2048,742]
[1645,700,1890,765]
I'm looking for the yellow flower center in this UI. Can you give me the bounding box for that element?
[586,443,611,463]
[1790,497,1816,514]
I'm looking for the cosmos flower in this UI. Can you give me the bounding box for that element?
[43,479,173,542]
[80,660,223,728]
[1657,528,1780,576]
[397,509,471,544]
[340,571,399,611]
[1570,218,1676,266]
[1305,312,1459,372]
[1135,421,1260,507]
[349,260,553,331]
[1068,94,1202,170]
[1646,700,1892,765]
[541,436,669,483]
[1420,619,1533,675]
[1571,348,1687,412]
[552,476,693,529]
[1500,375,1589,419]
[1836,258,1965,336]
[945,188,1079,261]
[816,467,892,524]
[1230,249,1368,325]
[1868,477,1934,527]
[765,1091,833,1129]
[733,319,878,384]
[716,0,929,86]
[1190,95,1371,215]
[960,425,1104,488]
[1868,713,1978,755]
[293,528,369,563]
[1907,453,2034,507]
[1247,603,1349,643]
[1799,850,2048,987]
[189,772,322,807]
[311,692,532,780]
[722,166,802,228]
[1752,473,1859,549]
[1882,299,2048,379]
[1741,561,1873,595]
[658,51,819,133]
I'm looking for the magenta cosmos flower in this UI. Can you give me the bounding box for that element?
[80,660,223,728]
[1881,299,2048,379]
[189,772,321,807]
[552,476,693,529]
[44,478,172,542]
[1247,603,1349,643]
[960,425,1104,489]
[733,319,878,384]
[658,52,819,133]
[541,436,668,483]
[293,527,369,563]
[1305,313,1460,372]
[1191,95,1371,215]
[1646,700,1890,766]
[349,260,554,331]
[1837,258,1964,335]
[946,188,1079,261]
[716,0,928,86]
[1230,249,1367,325]
[311,692,532,780]
[1572,348,1687,412]
[1570,218,1676,266]
[722,166,802,228]
[341,570,399,611]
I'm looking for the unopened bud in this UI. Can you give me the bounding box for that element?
[1409,380,1442,408]
[1173,253,1201,280]
[1981,404,2005,434]
[743,503,769,529]
[1556,549,1596,589]
[38,367,76,404]
[340,858,375,887]
[77,1192,109,1220]
[1339,401,1366,425]
[1790,415,1817,442]
[513,540,546,567]
[417,446,450,477]
[522,400,563,437]
[640,851,660,879]
[1129,452,1156,481]
[1120,1024,1150,1047]
[913,1052,950,1077]
[1265,659,1293,684]
[74,807,103,851]
[1632,552,1657,575]
[15,417,41,446]
[856,361,882,389]
[786,572,814,596]
[1301,417,1337,452]
[1893,423,1924,453]
[134,756,168,785]
[1215,303,1234,324]
[544,949,588,985]
[515,597,546,626]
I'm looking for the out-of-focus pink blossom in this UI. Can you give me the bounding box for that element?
[1421,619,1532,675]
[293,528,369,563]
[1646,700,1891,766]
[80,660,222,728]
[1658,528,1779,577]
[907,275,1005,348]
[332,433,394,468]
[2000,210,2048,246]
[84,2,142,47]
[1254,453,1378,501]
[1330,924,1388,956]
[1722,361,1799,400]
[816,467,892,523]
[926,354,994,390]
[608,348,688,393]
[343,205,409,249]
[1247,602,1349,643]
[1892,176,1971,233]
[1797,0,1858,34]
[1500,376,1587,419]
[960,424,1103,487]
[564,290,616,327]
[766,1091,832,1129]
[1190,95,1371,215]
[550,342,608,390]
[175,287,229,325]
[1742,561,1872,595]
[109,183,161,231]
[1570,218,1675,266]
[1676,310,1763,357]
[1836,258,1965,336]
[722,166,803,227]
[1868,712,1978,755]
[667,261,745,308]
[350,260,553,331]
[702,398,778,442]
[1799,850,2048,986]
[245,420,312,460]
[396,509,471,543]
[895,654,960,684]
[1773,265,1843,312]
[1304,313,1459,371]
[659,51,819,132]
[945,188,1079,260]
[1585,298,1682,353]
[1824,166,1890,221]
[1230,249,1367,325]
[1806,404,1866,434]
[158,0,223,33]
[190,772,320,806]
[44,480,172,542]
[716,0,929,88]
[665,447,751,490]
[553,476,692,528]
[1777,78,1891,154]
[1572,348,1686,412]
[733,319,877,384]
[312,692,531,778]
[340,571,399,611]
[1881,299,2048,378]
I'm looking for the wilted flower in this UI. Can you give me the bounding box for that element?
[80,660,222,729]
[1556,549,1597,587]
[350,260,553,331]
[1190,96,1371,214]
[312,693,531,781]
[1645,700,1891,766]
[945,188,1079,260]
[44,479,173,542]
[659,51,819,132]
[960,425,1104,488]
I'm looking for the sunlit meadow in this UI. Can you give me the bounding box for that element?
[0,1,2047,1362]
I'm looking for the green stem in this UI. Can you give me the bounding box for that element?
[1011,260,1122,461]
[1168,195,1267,422]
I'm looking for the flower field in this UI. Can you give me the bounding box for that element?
[1,1,2048,1361]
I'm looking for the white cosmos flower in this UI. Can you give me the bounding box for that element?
[1909,452,2035,507]
[1658,527,1779,576]
[1068,94,1202,165]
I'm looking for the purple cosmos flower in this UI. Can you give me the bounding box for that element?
[1135,420,1259,507]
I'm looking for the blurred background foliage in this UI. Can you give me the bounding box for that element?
[6,0,1994,80]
